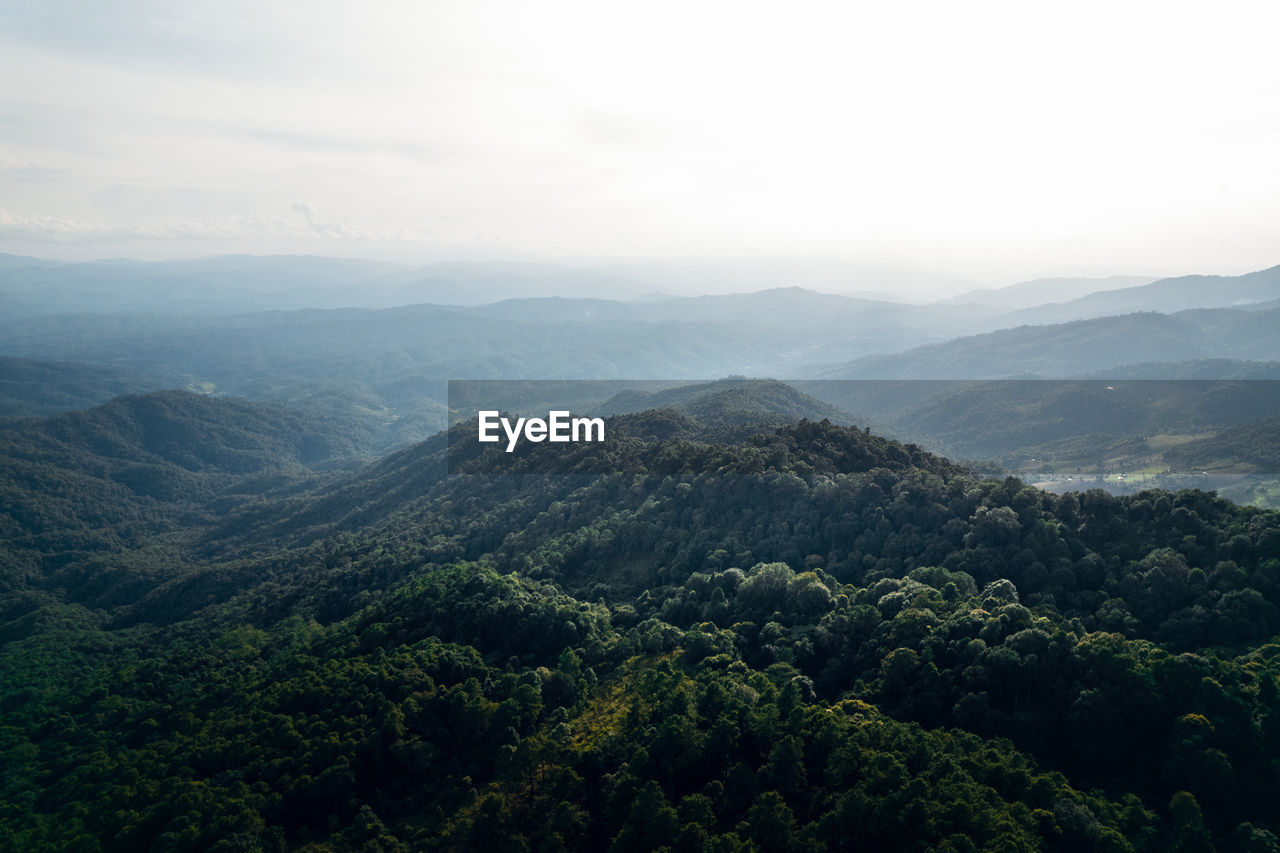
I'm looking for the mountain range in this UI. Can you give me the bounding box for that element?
[3,381,1280,850]
[997,265,1280,326]
[943,274,1159,310]
[822,307,1280,379]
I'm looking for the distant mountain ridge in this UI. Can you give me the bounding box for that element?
[0,290,1001,440]
[0,252,62,271]
[823,306,1280,379]
[995,264,1280,326]
[5,252,1277,320]
[944,274,1158,310]
[0,254,662,315]
[5,254,1280,446]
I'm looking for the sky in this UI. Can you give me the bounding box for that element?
[1,0,1279,293]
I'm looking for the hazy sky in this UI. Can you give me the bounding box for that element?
[2,1,1278,290]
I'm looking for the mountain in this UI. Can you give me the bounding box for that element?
[0,289,1007,449]
[0,252,62,271]
[594,257,975,301]
[7,252,1275,330]
[0,255,662,314]
[826,377,1278,449]
[798,378,1280,447]
[1079,359,1280,380]
[4,388,1280,850]
[823,307,1280,379]
[943,274,1158,310]
[391,261,657,305]
[0,357,168,417]
[0,254,412,315]
[0,390,378,606]
[466,287,1000,343]
[211,380,864,552]
[4,389,377,474]
[4,293,1276,457]
[0,287,1011,383]
[593,378,856,424]
[1165,415,1280,473]
[997,264,1280,326]
[786,377,1280,506]
[8,253,1280,850]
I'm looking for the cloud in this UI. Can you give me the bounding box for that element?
[290,202,429,242]
[0,152,63,184]
[3,3,1277,280]
[0,209,134,242]
[0,208,301,243]
[0,205,427,245]
[165,212,295,240]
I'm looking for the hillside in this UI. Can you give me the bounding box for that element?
[0,357,167,417]
[3,387,1280,850]
[798,379,1280,453]
[205,381,868,553]
[0,391,377,608]
[594,378,855,424]
[0,252,62,271]
[1166,416,1280,473]
[824,308,1280,379]
[792,379,1280,505]
[1079,360,1280,380]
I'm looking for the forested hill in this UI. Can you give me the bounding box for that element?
[1167,417,1280,472]
[2,389,378,474]
[594,378,856,427]
[0,357,166,417]
[202,384,921,550]
[0,390,378,605]
[3,392,1280,850]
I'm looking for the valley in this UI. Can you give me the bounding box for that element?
[2,255,1280,851]
[8,7,1280,848]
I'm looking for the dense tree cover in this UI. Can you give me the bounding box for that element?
[1169,417,1280,473]
[0,357,165,418]
[1081,360,1280,381]
[2,562,1173,852]
[595,379,855,428]
[789,379,1280,491]
[2,393,1280,850]
[0,390,379,604]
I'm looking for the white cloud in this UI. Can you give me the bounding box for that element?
[0,209,135,242]
[0,205,426,245]
[290,202,427,241]
[0,151,62,183]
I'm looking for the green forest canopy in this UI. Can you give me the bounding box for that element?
[2,393,1279,851]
